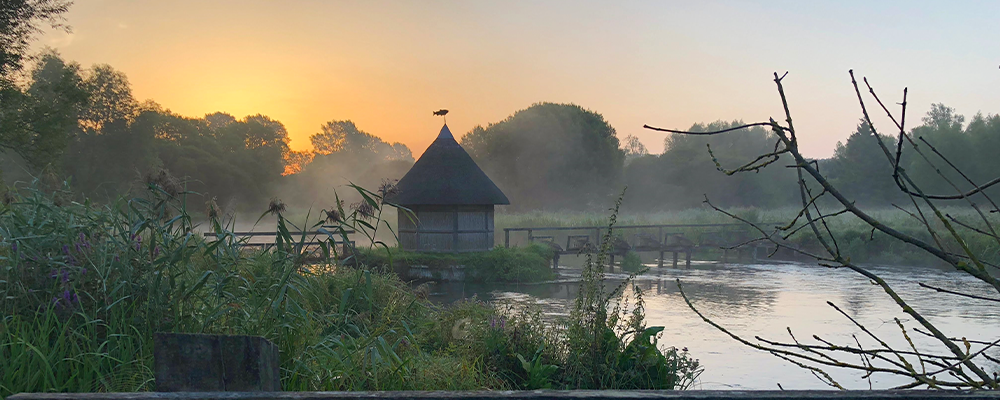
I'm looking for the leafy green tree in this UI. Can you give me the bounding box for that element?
[0,50,87,171]
[80,64,138,131]
[310,120,411,161]
[282,120,413,209]
[461,102,624,210]
[0,0,71,77]
[622,134,648,165]
[624,120,797,210]
[825,120,906,206]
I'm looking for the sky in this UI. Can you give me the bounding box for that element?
[35,0,1000,158]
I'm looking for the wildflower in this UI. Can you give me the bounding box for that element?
[266,198,286,215]
[61,269,70,283]
[153,246,161,258]
[62,245,70,255]
[81,268,87,275]
[61,289,78,305]
[1,190,13,205]
[10,241,15,252]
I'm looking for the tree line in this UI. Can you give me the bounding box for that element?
[0,50,413,211]
[3,55,995,213]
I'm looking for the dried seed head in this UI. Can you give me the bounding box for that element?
[1,190,13,206]
[378,179,399,198]
[266,198,286,215]
[144,169,181,197]
[206,197,220,219]
[324,208,342,223]
[352,201,375,220]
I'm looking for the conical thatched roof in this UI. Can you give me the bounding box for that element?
[389,124,509,205]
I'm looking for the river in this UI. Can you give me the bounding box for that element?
[423,260,1000,390]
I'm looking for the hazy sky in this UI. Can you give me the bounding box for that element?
[36,0,1000,158]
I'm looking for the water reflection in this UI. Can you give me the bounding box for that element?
[420,261,1000,390]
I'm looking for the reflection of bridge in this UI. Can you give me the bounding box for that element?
[503,223,773,268]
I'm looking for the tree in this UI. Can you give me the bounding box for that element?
[80,64,138,131]
[0,50,87,171]
[461,102,624,210]
[825,120,905,206]
[281,120,413,209]
[622,134,649,165]
[650,71,1000,389]
[0,0,72,77]
[624,120,798,210]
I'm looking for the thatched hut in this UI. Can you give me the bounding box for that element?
[389,124,509,252]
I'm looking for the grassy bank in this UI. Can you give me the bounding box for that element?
[0,182,701,396]
[357,244,556,283]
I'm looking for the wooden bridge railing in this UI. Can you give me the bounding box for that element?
[202,226,357,258]
[503,223,775,267]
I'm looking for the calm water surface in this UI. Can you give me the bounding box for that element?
[424,260,999,390]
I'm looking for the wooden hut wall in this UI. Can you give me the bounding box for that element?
[398,205,495,252]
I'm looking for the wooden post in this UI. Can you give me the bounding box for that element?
[505,229,510,248]
[609,254,615,272]
[685,250,692,267]
[658,251,664,268]
[672,251,679,268]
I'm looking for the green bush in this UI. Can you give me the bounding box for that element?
[621,250,643,273]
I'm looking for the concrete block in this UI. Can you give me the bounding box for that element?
[153,332,280,392]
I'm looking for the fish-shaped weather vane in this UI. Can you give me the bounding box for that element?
[433,109,448,124]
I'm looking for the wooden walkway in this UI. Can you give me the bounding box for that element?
[503,223,773,268]
[202,226,356,260]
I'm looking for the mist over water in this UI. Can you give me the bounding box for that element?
[424,261,1000,390]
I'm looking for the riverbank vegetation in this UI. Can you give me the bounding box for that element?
[496,206,1000,268]
[0,181,701,396]
[357,244,556,283]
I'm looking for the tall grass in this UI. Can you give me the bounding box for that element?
[0,179,702,396]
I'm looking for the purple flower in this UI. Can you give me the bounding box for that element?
[61,269,70,283]
[113,255,120,263]
[62,245,70,255]
[10,241,16,252]
[61,289,77,305]
[153,246,161,258]
[81,268,87,276]
[50,268,59,279]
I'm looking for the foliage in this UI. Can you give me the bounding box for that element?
[561,192,702,389]
[0,180,495,396]
[0,0,71,77]
[621,250,643,273]
[625,120,799,210]
[461,102,624,210]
